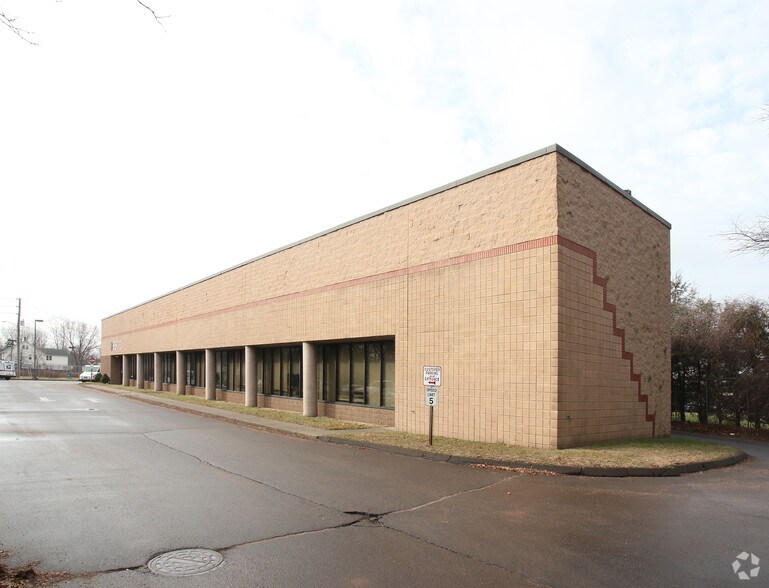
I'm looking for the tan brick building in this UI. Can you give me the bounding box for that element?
[101,145,671,449]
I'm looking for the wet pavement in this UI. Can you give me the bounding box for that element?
[1,380,766,587]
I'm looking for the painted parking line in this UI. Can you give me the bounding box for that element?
[83,398,101,403]
[38,397,55,402]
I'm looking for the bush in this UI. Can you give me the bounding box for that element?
[101,373,110,384]
[93,373,102,383]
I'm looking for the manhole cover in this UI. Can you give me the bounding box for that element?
[147,548,223,576]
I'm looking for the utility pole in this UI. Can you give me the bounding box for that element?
[16,298,21,367]
[33,319,43,378]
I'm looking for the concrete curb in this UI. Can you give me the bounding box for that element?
[318,436,747,477]
[85,384,748,477]
[86,384,331,439]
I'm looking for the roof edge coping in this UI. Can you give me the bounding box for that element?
[553,144,671,229]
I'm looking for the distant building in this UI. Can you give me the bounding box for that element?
[39,348,71,371]
[1,342,74,374]
[101,145,671,448]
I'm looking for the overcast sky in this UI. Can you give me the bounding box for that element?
[1,0,768,339]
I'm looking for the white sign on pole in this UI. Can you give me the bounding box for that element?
[423,366,442,386]
[425,386,439,406]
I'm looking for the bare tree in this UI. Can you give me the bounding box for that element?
[49,319,100,369]
[723,104,769,255]
[722,105,769,256]
[135,0,169,30]
[724,215,769,256]
[0,9,37,45]
[1,323,46,347]
[1,1,168,45]
[1,326,18,360]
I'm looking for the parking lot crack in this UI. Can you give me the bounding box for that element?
[387,475,515,516]
[139,433,354,514]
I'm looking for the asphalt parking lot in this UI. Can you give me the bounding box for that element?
[1,380,766,587]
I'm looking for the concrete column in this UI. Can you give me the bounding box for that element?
[136,354,144,390]
[176,351,186,395]
[122,355,129,387]
[302,342,317,417]
[205,349,216,401]
[153,352,162,392]
[245,345,257,408]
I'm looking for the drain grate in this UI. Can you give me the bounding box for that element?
[147,548,223,577]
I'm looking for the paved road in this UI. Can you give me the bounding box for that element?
[1,380,767,587]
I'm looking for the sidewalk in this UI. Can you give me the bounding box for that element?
[89,383,392,439]
[90,384,747,477]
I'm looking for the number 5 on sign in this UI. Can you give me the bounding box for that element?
[425,386,439,406]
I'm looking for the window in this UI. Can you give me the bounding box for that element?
[161,353,176,384]
[128,355,137,380]
[319,340,394,408]
[351,343,366,404]
[366,344,381,407]
[258,348,271,395]
[254,346,302,398]
[216,349,245,391]
[232,349,244,391]
[216,351,228,390]
[46,355,52,361]
[142,353,154,382]
[289,348,301,396]
[382,342,395,407]
[281,347,290,394]
[186,351,204,386]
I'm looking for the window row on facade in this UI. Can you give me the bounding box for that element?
[124,340,395,409]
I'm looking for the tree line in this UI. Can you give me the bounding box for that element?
[672,273,769,428]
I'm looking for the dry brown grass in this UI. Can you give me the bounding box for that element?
[97,385,371,431]
[92,384,741,468]
[328,431,741,468]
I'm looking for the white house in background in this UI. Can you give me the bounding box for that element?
[40,348,71,371]
[0,343,72,372]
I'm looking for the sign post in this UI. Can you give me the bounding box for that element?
[425,385,439,445]
[423,366,442,446]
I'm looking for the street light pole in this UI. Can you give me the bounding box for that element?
[33,319,43,379]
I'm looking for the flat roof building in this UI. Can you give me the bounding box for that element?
[101,145,671,449]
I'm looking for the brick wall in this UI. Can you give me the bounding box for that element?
[556,154,671,444]
[101,148,669,448]
[318,403,394,427]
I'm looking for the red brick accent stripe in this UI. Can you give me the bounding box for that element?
[106,234,654,434]
[107,236,561,338]
[555,236,656,436]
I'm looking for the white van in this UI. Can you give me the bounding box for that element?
[1,360,16,380]
[79,365,101,382]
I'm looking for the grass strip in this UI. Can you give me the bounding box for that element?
[99,385,372,431]
[327,431,742,468]
[92,384,742,468]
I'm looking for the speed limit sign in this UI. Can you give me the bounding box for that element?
[425,386,439,406]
